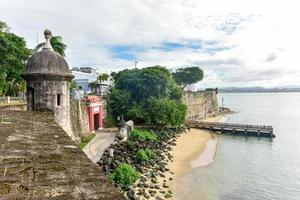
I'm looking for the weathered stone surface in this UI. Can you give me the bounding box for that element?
[184,90,218,120]
[22,32,75,141]
[24,49,74,78]
[0,110,124,200]
[70,99,90,142]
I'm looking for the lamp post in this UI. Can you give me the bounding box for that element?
[134,61,138,68]
[222,97,224,109]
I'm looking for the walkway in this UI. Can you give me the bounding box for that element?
[83,130,117,163]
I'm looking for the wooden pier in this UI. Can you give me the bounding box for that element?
[190,121,275,138]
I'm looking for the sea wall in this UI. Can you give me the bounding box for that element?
[184,90,218,120]
[70,99,90,142]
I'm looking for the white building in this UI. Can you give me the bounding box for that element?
[71,67,99,92]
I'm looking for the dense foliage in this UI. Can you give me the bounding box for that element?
[172,67,203,89]
[109,163,140,189]
[108,66,187,126]
[129,129,158,142]
[136,148,156,162]
[148,97,187,127]
[0,21,31,96]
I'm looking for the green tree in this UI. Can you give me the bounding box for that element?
[98,73,109,83]
[172,67,204,89]
[0,21,31,96]
[108,66,186,126]
[148,97,187,127]
[69,80,78,91]
[34,35,67,57]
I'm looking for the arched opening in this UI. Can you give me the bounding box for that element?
[27,87,34,111]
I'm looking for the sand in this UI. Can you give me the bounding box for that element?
[162,114,226,199]
[139,114,227,200]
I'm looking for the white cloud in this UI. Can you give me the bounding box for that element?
[0,0,299,87]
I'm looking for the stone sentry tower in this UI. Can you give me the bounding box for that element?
[22,29,75,139]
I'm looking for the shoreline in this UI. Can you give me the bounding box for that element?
[164,114,227,200]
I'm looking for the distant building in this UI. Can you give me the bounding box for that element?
[71,67,99,92]
[71,67,111,96]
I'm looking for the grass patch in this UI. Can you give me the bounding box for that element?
[78,133,96,149]
[129,129,157,142]
[136,148,156,162]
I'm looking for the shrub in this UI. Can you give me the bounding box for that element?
[130,129,157,142]
[126,141,136,150]
[136,148,156,162]
[148,97,187,127]
[109,163,140,189]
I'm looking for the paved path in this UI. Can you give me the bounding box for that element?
[83,130,117,163]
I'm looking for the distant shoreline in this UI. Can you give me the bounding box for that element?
[220,91,300,93]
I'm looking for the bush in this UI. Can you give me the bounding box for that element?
[129,129,157,142]
[126,141,136,150]
[109,163,140,189]
[136,148,156,162]
[148,97,187,127]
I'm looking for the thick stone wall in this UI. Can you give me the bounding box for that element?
[184,90,218,120]
[70,99,90,142]
[26,80,73,140]
[0,110,124,200]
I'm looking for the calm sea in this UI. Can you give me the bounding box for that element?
[176,93,300,200]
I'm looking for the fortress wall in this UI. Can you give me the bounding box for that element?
[184,90,219,120]
[70,99,90,142]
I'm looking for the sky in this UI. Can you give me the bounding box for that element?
[1,0,299,89]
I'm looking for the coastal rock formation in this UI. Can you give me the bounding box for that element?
[0,110,124,200]
[98,128,184,199]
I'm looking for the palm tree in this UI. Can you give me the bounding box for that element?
[34,36,67,57]
[98,73,109,83]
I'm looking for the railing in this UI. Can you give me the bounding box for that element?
[194,121,273,131]
[0,96,26,103]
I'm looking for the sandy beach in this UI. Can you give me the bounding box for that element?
[137,114,226,200]
[136,113,228,200]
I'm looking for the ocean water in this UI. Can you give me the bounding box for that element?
[176,93,300,200]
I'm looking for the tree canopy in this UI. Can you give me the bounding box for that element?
[172,67,204,89]
[0,21,31,96]
[108,66,187,127]
[34,35,67,57]
[98,73,109,83]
